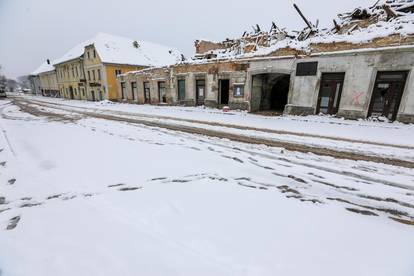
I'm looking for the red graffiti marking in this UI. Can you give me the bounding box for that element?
[352,92,364,105]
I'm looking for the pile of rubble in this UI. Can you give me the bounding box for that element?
[193,0,414,61]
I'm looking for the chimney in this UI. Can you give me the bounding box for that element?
[47,59,50,65]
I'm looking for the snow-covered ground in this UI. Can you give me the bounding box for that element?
[14,95,414,166]
[0,97,414,276]
[24,95,414,147]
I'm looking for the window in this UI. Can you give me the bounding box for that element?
[75,67,78,77]
[98,69,101,80]
[87,51,90,59]
[158,81,166,103]
[81,88,85,97]
[92,70,96,81]
[115,69,122,76]
[87,71,91,81]
[131,82,137,101]
[143,82,150,103]
[121,82,126,99]
[93,50,96,58]
[233,85,244,97]
[71,66,74,78]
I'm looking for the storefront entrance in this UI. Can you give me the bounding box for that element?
[368,71,408,121]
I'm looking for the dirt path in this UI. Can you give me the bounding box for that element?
[11,97,414,169]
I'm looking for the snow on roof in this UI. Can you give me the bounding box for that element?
[52,37,92,66]
[92,33,183,67]
[53,33,183,67]
[31,61,55,75]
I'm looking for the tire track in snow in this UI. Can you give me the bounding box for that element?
[12,97,414,169]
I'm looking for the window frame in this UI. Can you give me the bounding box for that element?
[233,84,245,98]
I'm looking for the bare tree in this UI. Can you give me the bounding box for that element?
[18,75,30,89]
[0,65,7,89]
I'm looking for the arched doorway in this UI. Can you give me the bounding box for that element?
[251,73,290,113]
[269,75,290,111]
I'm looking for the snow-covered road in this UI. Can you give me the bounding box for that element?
[0,96,413,276]
[12,96,414,167]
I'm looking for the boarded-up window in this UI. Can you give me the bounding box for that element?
[296,62,318,76]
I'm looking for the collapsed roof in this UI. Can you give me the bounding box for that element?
[193,0,414,61]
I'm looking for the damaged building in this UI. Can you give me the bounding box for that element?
[119,61,250,109]
[117,0,414,122]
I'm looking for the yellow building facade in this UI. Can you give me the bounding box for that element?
[83,44,144,101]
[55,58,87,100]
[49,33,181,102]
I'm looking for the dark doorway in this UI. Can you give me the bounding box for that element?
[178,79,186,101]
[69,87,74,99]
[158,81,166,103]
[251,73,290,113]
[196,79,205,106]
[219,79,230,105]
[131,82,137,101]
[91,90,95,101]
[369,71,408,121]
[121,82,126,100]
[144,82,151,104]
[269,75,290,111]
[316,73,345,115]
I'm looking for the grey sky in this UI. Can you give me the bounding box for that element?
[0,0,374,79]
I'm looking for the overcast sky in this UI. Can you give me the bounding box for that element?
[0,0,374,79]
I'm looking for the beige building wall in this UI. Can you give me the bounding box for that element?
[39,71,58,91]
